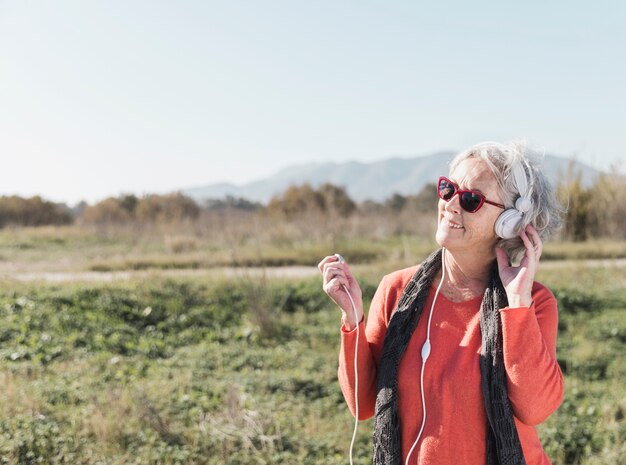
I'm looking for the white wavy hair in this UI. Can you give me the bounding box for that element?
[449,140,564,261]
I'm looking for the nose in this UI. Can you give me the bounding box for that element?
[443,193,462,215]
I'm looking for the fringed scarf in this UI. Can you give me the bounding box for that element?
[372,249,526,465]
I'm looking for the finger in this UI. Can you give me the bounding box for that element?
[322,261,345,276]
[326,270,349,288]
[328,275,350,291]
[495,246,510,270]
[323,283,344,307]
[320,261,345,280]
[519,229,537,267]
[324,277,344,294]
[521,227,541,262]
[317,255,340,272]
[323,279,350,308]
[322,261,359,295]
[519,228,531,248]
[526,225,543,257]
[323,266,339,284]
[318,257,333,273]
[323,266,346,285]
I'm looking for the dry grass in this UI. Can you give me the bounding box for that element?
[1,212,625,278]
[0,369,47,418]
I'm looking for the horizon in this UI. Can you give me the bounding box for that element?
[2,1,625,205]
[5,150,605,207]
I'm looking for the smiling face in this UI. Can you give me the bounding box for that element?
[435,157,504,257]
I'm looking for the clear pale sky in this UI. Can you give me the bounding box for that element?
[1,1,624,205]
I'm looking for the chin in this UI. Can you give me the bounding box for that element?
[435,227,457,249]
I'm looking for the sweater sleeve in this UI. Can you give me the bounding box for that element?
[499,282,564,426]
[338,274,391,420]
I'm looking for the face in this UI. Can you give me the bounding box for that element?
[435,158,503,256]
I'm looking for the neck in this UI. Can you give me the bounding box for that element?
[439,247,495,301]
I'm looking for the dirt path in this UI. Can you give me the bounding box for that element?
[3,266,320,283]
[3,258,625,283]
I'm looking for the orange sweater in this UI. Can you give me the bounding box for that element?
[339,265,563,465]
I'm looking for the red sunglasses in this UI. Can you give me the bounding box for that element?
[437,176,505,213]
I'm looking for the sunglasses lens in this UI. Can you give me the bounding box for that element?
[460,192,483,212]
[438,179,455,200]
[438,177,488,213]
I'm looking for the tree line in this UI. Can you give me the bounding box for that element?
[1,174,624,240]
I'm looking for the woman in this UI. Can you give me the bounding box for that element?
[318,141,564,465]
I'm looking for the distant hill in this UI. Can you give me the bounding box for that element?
[183,152,600,204]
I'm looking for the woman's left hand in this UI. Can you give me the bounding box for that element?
[495,224,543,308]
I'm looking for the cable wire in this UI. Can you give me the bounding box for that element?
[342,282,360,465]
[405,248,446,465]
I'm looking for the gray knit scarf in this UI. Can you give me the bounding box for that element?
[372,249,526,465]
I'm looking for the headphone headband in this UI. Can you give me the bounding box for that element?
[511,162,529,198]
[494,159,533,239]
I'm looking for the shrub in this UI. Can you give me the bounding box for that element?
[267,183,356,219]
[0,196,73,228]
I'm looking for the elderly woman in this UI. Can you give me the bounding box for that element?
[319,141,564,465]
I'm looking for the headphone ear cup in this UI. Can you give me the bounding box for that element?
[495,208,523,239]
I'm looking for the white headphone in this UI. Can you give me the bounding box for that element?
[494,161,533,239]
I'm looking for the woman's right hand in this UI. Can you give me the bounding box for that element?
[318,255,364,330]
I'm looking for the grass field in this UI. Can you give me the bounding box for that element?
[0,226,624,464]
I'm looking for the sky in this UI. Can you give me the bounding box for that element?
[1,0,624,205]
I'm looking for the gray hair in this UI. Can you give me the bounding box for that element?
[449,140,564,261]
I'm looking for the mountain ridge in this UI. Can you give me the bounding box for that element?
[183,152,598,204]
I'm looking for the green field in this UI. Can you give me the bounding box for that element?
[0,228,625,464]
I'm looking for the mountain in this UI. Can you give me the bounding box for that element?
[183,152,600,204]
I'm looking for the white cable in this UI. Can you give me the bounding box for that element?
[334,253,360,465]
[342,282,360,465]
[405,248,446,465]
